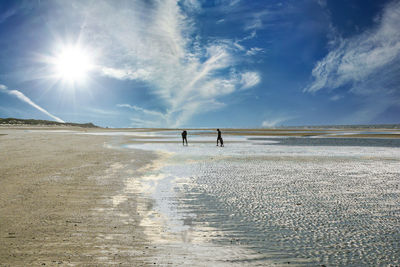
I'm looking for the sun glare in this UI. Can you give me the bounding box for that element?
[53,46,93,83]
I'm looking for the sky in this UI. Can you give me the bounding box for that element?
[0,0,399,128]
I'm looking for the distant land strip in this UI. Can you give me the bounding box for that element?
[0,118,98,128]
[1,117,399,131]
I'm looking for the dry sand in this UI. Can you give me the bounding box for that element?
[0,128,159,266]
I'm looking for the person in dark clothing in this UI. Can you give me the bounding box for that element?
[181,130,188,146]
[216,129,224,147]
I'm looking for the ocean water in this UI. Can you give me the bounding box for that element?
[125,134,400,266]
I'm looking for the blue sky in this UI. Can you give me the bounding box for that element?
[0,0,399,128]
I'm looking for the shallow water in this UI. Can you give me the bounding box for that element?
[250,137,400,147]
[125,134,400,266]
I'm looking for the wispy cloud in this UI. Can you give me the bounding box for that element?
[58,0,260,127]
[181,0,202,12]
[228,0,241,6]
[240,72,261,89]
[86,107,119,116]
[100,67,151,81]
[215,0,241,7]
[330,94,343,101]
[244,18,263,31]
[0,8,17,24]
[304,1,400,94]
[116,104,165,118]
[303,0,400,122]
[314,0,327,8]
[246,47,264,56]
[261,115,293,128]
[0,2,37,24]
[0,84,64,122]
[129,117,161,128]
[243,9,271,32]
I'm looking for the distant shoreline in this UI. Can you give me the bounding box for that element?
[1,124,400,139]
[0,117,98,128]
[1,117,399,130]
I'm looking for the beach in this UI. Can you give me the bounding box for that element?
[1,126,400,266]
[0,127,159,266]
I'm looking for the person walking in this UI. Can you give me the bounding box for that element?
[216,129,224,147]
[181,130,188,146]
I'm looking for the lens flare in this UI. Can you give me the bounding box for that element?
[53,45,93,83]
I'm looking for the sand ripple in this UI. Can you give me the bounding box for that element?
[132,138,400,265]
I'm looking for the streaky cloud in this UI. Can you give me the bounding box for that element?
[0,84,64,123]
[303,0,400,123]
[60,0,260,127]
[246,47,264,56]
[304,1,400,94]
[116,104,165,118]
[330,94,343,101]
[0,7,17,24]
[240,72,261,90]
[261,116,292,128]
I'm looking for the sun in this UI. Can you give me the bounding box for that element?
[52,45,93,83]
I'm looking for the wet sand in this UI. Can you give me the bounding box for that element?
[123,130,400,266]
[0,127,158,266]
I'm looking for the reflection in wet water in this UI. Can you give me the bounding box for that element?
[126,136,400,266]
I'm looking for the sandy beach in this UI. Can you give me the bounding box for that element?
[1,126,400,266]
[0,127,158,266]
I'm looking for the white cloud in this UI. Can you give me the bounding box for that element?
[246,47,264,56]
[116,104,165,118]
[244,10,270,32]
[304,1,400,94]
[303,0,400,123]
[245,18,263,31]
[60,0,261,127]
[181,0,202,12]
[330,94,343,101]
[0,84,64,122]
[261,116,291,128]
[100,67,151,81]
[86,107,119,116]
[240,72,261,89]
